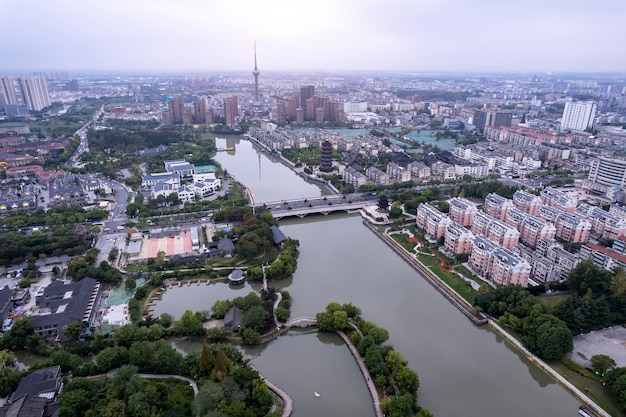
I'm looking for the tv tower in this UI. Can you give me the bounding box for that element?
[252,40,260,103]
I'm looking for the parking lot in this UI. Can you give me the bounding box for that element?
[570,326,626,369]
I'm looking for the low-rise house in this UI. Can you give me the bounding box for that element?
[10,365,63,403]
[224,306,244,331]
[31,278,101,339]
[228,269,245,285]
[580,242,626,272]
[141,172,180,189]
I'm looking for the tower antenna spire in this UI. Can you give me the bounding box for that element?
[252,39,260,103]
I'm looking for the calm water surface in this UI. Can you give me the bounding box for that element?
[159,138,582,417]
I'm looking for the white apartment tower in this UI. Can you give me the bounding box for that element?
[0,76,18,107]
[560,100,596,133]
[17,76,51,111]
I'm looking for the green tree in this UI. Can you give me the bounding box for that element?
[242,328,260,344]
[96,346,130,372]
[591,354,616,377]
[125,278,137,293]
[59,389,92,417]
[211,300,231,319]
[567,259,612,297]
[5,317,33,349]
[243,306,269,332]
[199,343,215,374]
[380,393,417,417]
[192,381,225,416]
[63,321,86,342]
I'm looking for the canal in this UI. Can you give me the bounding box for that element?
[154,136,581,417]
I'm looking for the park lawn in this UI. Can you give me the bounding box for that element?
[536,294,569,313]
[417,251,476,304]
[390,234,417,253]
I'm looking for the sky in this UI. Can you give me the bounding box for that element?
[1,0,625,74]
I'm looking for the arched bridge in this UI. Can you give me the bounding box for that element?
[256,193,378,220]
[284,317,318,328]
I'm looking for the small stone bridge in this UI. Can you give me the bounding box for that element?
[284,317,318,328]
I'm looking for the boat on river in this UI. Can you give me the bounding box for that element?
[578,404,599,417]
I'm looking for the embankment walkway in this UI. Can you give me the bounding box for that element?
[336,330,384,417]
[248,363,293,417]
[363,221,487,326]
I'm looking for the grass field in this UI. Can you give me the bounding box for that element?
[550,359,622,417]
[537,294,568,313]
[390,234,418,253]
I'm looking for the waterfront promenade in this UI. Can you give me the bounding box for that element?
[336,330,383,417]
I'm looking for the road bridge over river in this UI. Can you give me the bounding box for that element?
[255,193,378,219]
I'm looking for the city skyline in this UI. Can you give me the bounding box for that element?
[1,0,626,74]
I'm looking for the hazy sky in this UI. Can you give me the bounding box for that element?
[1,0,625,73]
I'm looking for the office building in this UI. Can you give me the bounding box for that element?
[560,100,596,132]
[0,76,17,107]
[17,76,51,111]
[587,156,626,188]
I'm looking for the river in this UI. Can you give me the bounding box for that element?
[154,136,581,417]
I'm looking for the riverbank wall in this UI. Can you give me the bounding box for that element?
[245,134,339,195]
[362,221,487,326]
[248,363,293,417]
[488,320,611,417]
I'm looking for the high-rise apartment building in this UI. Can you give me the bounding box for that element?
[224,96,238,126]
[560,100,596,132]
[276,100,286,123]
[17,76,51,111]
[473,109,512,132]
[0,76,18,107]
[300,85,315,109]
[169,98,184,124]
[193,98,207,124]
